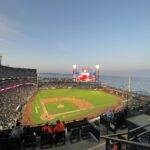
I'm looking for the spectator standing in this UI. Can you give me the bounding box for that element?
[9,121,23,139]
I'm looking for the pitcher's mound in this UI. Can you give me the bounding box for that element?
[57,104,64,108]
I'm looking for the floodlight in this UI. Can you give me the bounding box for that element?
[73,65,77,69]
[95,65,100,69]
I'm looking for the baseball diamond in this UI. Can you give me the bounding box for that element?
[22,88,121,125]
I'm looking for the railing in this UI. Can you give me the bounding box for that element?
[101,122,150,150]
[88,121,100,141]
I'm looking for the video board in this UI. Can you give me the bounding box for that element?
[73,65,99,82]
[76,68,96,82]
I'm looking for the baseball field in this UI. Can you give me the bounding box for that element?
[22,89,120,125]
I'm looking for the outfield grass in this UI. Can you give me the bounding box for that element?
[31,89,119,124]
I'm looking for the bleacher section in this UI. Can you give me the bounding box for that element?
[0,65,37,128]
[38,79,99,89]
[0,65,36,79]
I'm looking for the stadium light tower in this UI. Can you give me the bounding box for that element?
[0,54,2,66]
[73,65,77,81]
[95,65,100,83]
[127,76,132,101]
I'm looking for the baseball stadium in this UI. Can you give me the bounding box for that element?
[21,65,121,125]
[0,63,150,150]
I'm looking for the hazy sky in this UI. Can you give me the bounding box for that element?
[0,0,150,77]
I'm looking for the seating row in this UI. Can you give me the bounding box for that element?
[70,125,91,143]
[0,131,65,150]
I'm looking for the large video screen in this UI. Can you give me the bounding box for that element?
[76,68,95,82]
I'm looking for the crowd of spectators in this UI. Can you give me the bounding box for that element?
[100,105,128,131]
[0,78,36,89]
[0,65,37,128]
[38,79,99,89]
[101,84,127,97]
[0,65,36,79]
[127,96,150,116]
[0,85,37,128]
[0,65,37,90]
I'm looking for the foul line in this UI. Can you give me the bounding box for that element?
[35,107,38,113]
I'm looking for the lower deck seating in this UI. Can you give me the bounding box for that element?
[81,125,91,139]
[0,137,21,150]
[70,128,80,143]
[23,134,36,150]
[55,130,66,146]
[66,119,88,132]
[40,132,53,148]
[0,119,98,149]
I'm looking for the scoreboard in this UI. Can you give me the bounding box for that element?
[73,65,99,82]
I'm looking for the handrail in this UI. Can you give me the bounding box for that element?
[128,122,150,133]
[101,136,150,148]
[102,122,150,138]
[129,130,150,141]
[101,122,150,149]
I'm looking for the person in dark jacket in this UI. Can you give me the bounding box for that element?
[9,121,23,139]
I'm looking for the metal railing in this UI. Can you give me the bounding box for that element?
[101,122,150,150]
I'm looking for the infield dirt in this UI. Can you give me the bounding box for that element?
[40,97,94,120]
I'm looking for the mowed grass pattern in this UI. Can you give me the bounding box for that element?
[31,89,119,124]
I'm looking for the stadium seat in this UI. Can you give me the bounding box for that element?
[54,130,65,146]
[23,126,33,136]
[66,119,88,132]
[40,132,53,149]
[0,129,11,138]
[8,137,21,150]
[0,138,9,150]
[0,133,8,139]
[31,126,42,136]
[70,128,80,143]
[81,125,90,139]
[0,137,21,150]
[23,134,36,150]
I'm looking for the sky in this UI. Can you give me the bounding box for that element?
[0,0,150,77]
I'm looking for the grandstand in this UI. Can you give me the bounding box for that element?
[0,65,37,128]
[0,64,150,150]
